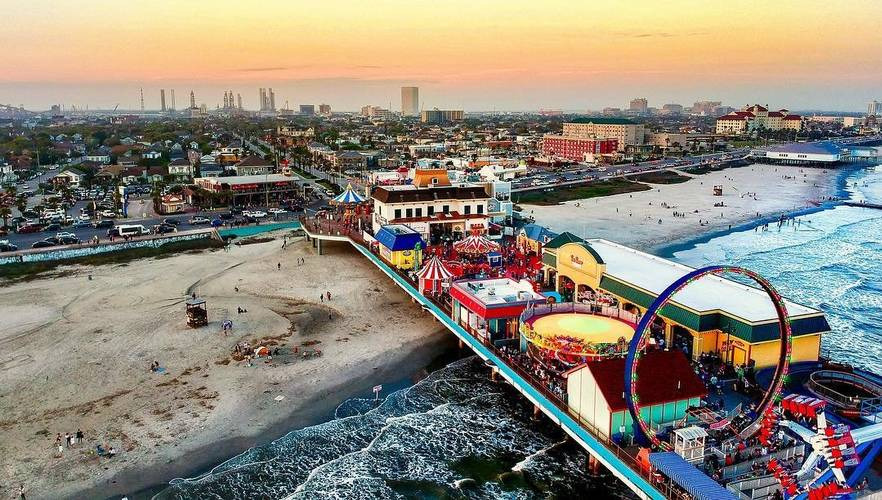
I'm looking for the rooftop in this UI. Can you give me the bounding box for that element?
[451,278,545,307]
[569,117,638,125]
[196,174,299,184]
[587,239,821,322]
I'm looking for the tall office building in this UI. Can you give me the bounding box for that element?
[258,88,276,111]
[237,93,243,110]
[419,108,464,124]
[401,86,419,117]
[869,100,882,116]
[259,88,266,110]
[223,92,229,109]
[268,88,276,111]
[160,89,167,112]
[318,103,331,116]
[629,97,648,113]
[189,90,196,109]
[170,89,176,111]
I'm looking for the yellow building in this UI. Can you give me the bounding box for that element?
[541,233,827,368]
[562,117,645,152]
[516,224,558,255]
[375,224,425,270]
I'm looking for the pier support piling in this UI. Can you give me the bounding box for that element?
[532,404,541,421]
[588,454,600,475]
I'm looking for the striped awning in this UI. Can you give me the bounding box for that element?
[332,184,365,204]
[453,234,500,255]
[416,255,454,281]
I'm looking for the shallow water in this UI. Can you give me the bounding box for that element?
[158,358,631,499]
[669,165,882,373]
[158,165,882,499]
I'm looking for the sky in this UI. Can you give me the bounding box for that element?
[1,0,880,112]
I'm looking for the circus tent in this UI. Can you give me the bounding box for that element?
[416,255,455,294]
[332,183,365,204]
[453,234,501,255]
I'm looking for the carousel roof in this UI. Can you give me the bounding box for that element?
[416,255,454,281]
[453,234,500,254]
[332,184,365,204]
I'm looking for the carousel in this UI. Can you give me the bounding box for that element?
[330,183,369,230]
[416,255,455,295]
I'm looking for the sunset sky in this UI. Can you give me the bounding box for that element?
[1,0,880,111]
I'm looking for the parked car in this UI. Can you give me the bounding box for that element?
[210,218,223,228]
[72,220,92,228]
[153,224,177,234]
[44,223,62,232]
[0,242,18,252]
[189,216,210,225]
[99,210,117,218]
[32,240,55,249]
[93,219,115,229]
[243,210,267,218]
[163,217,181,226]
[117,224,149,237]
[17,224,42,234]
[58,236,81,245]
[218,212,234,220]
[268,207,287,214]
[56,231,77,239]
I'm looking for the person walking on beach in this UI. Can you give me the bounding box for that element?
[326,291,331,301]
[320,294,324,303]
[19,484,25,500]
[277,262,281,270]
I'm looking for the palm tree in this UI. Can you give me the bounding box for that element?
[0,205,10,230]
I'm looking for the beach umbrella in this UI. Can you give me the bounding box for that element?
[416,255,454,294]
[453,234,500,255]
[331,183,365,205]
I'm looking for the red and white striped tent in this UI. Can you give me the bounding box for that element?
[452,234,500,255]
[416,255,455,294]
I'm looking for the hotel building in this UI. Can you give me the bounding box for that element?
[541,135,618,162]
[561,118,644,152]
[715,104,802,135]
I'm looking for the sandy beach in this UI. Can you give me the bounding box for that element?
[0,234,452,499]
[525,164,840,252]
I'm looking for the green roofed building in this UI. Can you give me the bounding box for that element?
[562,118,644,152]
[541,236,828,368]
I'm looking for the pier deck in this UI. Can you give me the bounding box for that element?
[302,221,670,499]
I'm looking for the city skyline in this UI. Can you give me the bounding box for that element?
[1,0,881,111]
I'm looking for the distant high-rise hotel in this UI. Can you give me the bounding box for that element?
[401,86,419,117]
[160,89,167,112]
[629,97,648,114]
[869,100,882,116]
[318,104,331,116]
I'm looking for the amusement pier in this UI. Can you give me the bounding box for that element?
[301,169,882,500]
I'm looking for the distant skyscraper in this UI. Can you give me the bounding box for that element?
[237,93,242,110]
[189,90,196,109]
[259,88,266,110]
[160,89,167,112]
[318,103,331,116]
[629,97,648,113]
[401,86,419,117]
[269,88,276,111]
[139,88,144,112]
[223,92,229,109]
[170,89,176,111]
[868,100,882,116]
[299,104,315,115]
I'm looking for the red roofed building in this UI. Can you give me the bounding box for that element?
[716,104,802,135]
[564,350,706,438]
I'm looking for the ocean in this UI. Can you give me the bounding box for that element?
[157,164,882,499]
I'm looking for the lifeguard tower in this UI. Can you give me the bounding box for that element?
[186,298,208,328]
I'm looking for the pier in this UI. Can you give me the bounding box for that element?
[843,201,882,210]
[302,219,669,499]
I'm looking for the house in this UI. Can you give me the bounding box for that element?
[565,350,706,439]
[121,167,146,184]
[120,137,136,146]
[198,163,224,177]
[160,194,186,214]
[85,154,111,164]
[374,224,426,270]
[143,150,163,160]
[516,224,558,255]
[147,166,168,183]
[53,168,87,187]
[332,150,368,170]
[96,164,125,180]
[233,155,275,176]
[168,158,194,179]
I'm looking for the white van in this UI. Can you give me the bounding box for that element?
[117,224,149,237]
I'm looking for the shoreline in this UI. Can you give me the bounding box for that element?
[651,163,863,258]
[85,334,459,500]
[524,163,853,255]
